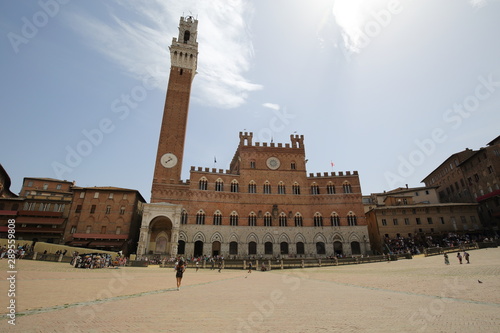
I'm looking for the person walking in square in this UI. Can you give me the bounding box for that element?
[464,252,470,264]
[248,261,252,273]
[457,252,462,264]
[175,259,186,290]
[444,253,450,265]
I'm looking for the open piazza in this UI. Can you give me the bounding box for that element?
[1,247,499,332]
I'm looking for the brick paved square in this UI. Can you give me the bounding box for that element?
[1,248,499,332]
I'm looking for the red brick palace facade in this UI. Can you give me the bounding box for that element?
[136,16,370,259]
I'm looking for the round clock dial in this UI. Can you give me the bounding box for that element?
[266,157,281,170]
[161,153,178,168]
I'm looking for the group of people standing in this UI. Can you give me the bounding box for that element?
[443,251,470,265]
[0,244,31,259]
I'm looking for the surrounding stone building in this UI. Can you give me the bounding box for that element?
[0,164,18,199]
[0,164,22,238]
[365,186,480,253]
[458,135,500,229]
[137,16,370,259]
[422,149,477,203]
[0,177,73,243]
[422,135,500,230]
[0,164,146,254]
[366,186,441,208]
[65,187,145,254]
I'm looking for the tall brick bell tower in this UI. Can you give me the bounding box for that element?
[151,16,198,202]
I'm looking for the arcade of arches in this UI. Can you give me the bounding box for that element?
[174,239,363,257]
[137,204,370,258]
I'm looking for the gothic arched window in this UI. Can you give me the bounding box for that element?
[213,211,222,225]
[279,213,287,227]
[230,180,239,193]
[278,182,286,194]
[343,182,352,193]
[264,213,272,226]
[347,212,357,226]
[294,214,303,227]
[263,181,271,194]
[248,181,257,194]
[215,178,224,192]
[248,212,257,226]
[330,212,340,226]
[314,213,323,227]
[199,177,208,190]
[230,211,239,226]
[196,210,205,225]
[181,210,188,225]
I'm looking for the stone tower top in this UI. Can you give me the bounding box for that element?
[169,16,198,77]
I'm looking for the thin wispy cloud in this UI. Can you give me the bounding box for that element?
[66,0,262,109]
[469,0,489,8]
[262,103,280,111]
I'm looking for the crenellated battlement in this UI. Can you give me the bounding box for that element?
[190,166,235,175]
[290,134,304,149]
[239,132,253,146]
[307,171,359,178]
[237,132,303,149]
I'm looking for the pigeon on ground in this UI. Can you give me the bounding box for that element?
[478,280,483,283]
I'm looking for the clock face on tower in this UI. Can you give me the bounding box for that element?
[266,157,281,170]
[160,153,178,168]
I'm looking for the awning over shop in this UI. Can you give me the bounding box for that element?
[476,189,500,202]
[72,233,128,240]
[0,210,17,216]
[16,216,65,225]
[89,241,125,248]
[67,241,92,247]
[15,228,64,234]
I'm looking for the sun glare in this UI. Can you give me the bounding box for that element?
[332,0,389,52]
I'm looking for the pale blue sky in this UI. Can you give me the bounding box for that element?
[1,0,499,201]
